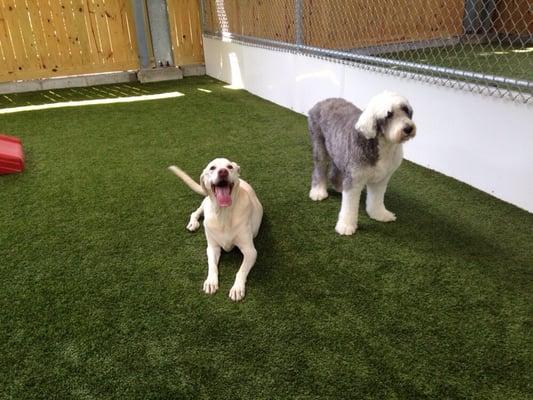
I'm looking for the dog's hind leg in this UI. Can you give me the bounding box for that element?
[229,237,257,301]
[186,201,204,232]
[329,164,343,193]
[309,121,329,201]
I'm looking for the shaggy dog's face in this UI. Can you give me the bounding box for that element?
[355,91,416,144]
[200,158,241,207]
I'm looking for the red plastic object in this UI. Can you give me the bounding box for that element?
[0,134,24,175]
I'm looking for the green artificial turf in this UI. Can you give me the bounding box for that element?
[0,77,532,399]
[385,44,533,82]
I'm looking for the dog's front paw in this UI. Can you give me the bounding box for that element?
[203,276,219,295]
[229,282,246,301]
[335,220,357,235]
[309,186,328,201]
[367,208,396,222]
[187,219,200,232]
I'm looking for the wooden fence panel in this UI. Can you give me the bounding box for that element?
[203,0,465,48]
[167,0,204,65]
[203,0,295,42]
[239,0,294,41]
[302,0,465,49]
[494,0,533,36]
[0,0,139,83]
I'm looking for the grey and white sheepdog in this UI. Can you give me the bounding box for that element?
[308,91,416,235]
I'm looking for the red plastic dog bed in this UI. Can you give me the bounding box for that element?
[0,134,24,174]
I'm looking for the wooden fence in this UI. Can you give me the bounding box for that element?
[0,0,204,84]
[168,0,204,65]
[0,0,139,82]
[203,0,532,48]
[203,0,465,48]
[204,0,296,42]
[302,0,465,48]
[494,0,533,36]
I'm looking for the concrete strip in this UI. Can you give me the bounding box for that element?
[137,67,183,83]
[181,64,206,77]
[0,72,137,95]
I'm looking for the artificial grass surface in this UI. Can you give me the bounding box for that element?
[0,76,532,399]
[386,44,533,81]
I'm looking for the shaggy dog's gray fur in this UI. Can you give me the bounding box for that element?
[307,93,416,235]
[308,98,379,191]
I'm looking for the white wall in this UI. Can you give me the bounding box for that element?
[204,37,533,212]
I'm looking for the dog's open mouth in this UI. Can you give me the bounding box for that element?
[212,181,234,207]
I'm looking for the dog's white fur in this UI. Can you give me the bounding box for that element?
[169,158,263,301]
[309,91,416,235]
[345,92,416,234]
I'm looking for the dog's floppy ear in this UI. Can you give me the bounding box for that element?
[231,162,241,175]
[401,104,413,119]
[355,107,378,139]
[200,171,208,195]
[355,91,395,139]
[355,102,391,139]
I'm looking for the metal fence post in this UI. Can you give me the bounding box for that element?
[295,0,303,47]
[146,0,174,67]
[199,0,206,33]
[131,0,152,68]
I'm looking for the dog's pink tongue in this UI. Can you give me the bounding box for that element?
[214,186,232,207]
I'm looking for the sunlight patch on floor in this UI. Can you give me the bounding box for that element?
[512,47,533,54]
[0,91,185,114]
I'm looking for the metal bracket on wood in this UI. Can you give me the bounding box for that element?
[131,0,183,83]
[146,0,175,67]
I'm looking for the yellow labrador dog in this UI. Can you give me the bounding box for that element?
[168,158,263,301]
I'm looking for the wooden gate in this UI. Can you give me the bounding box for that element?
[167,0,204,66]
[0,0,139,83]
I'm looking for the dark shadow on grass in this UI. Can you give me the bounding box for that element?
[326,179,528,265]
[379,189,531,278]
[321,178,530,285]
[251,214,276,281]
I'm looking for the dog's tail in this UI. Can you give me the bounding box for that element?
[168,165,205,196]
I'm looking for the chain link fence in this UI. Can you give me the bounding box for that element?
[200,0,533,103]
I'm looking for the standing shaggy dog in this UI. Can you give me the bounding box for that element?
[308,92,416,235]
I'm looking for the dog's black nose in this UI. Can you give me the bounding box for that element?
[218,168,228,178]
[403,125,414,135]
